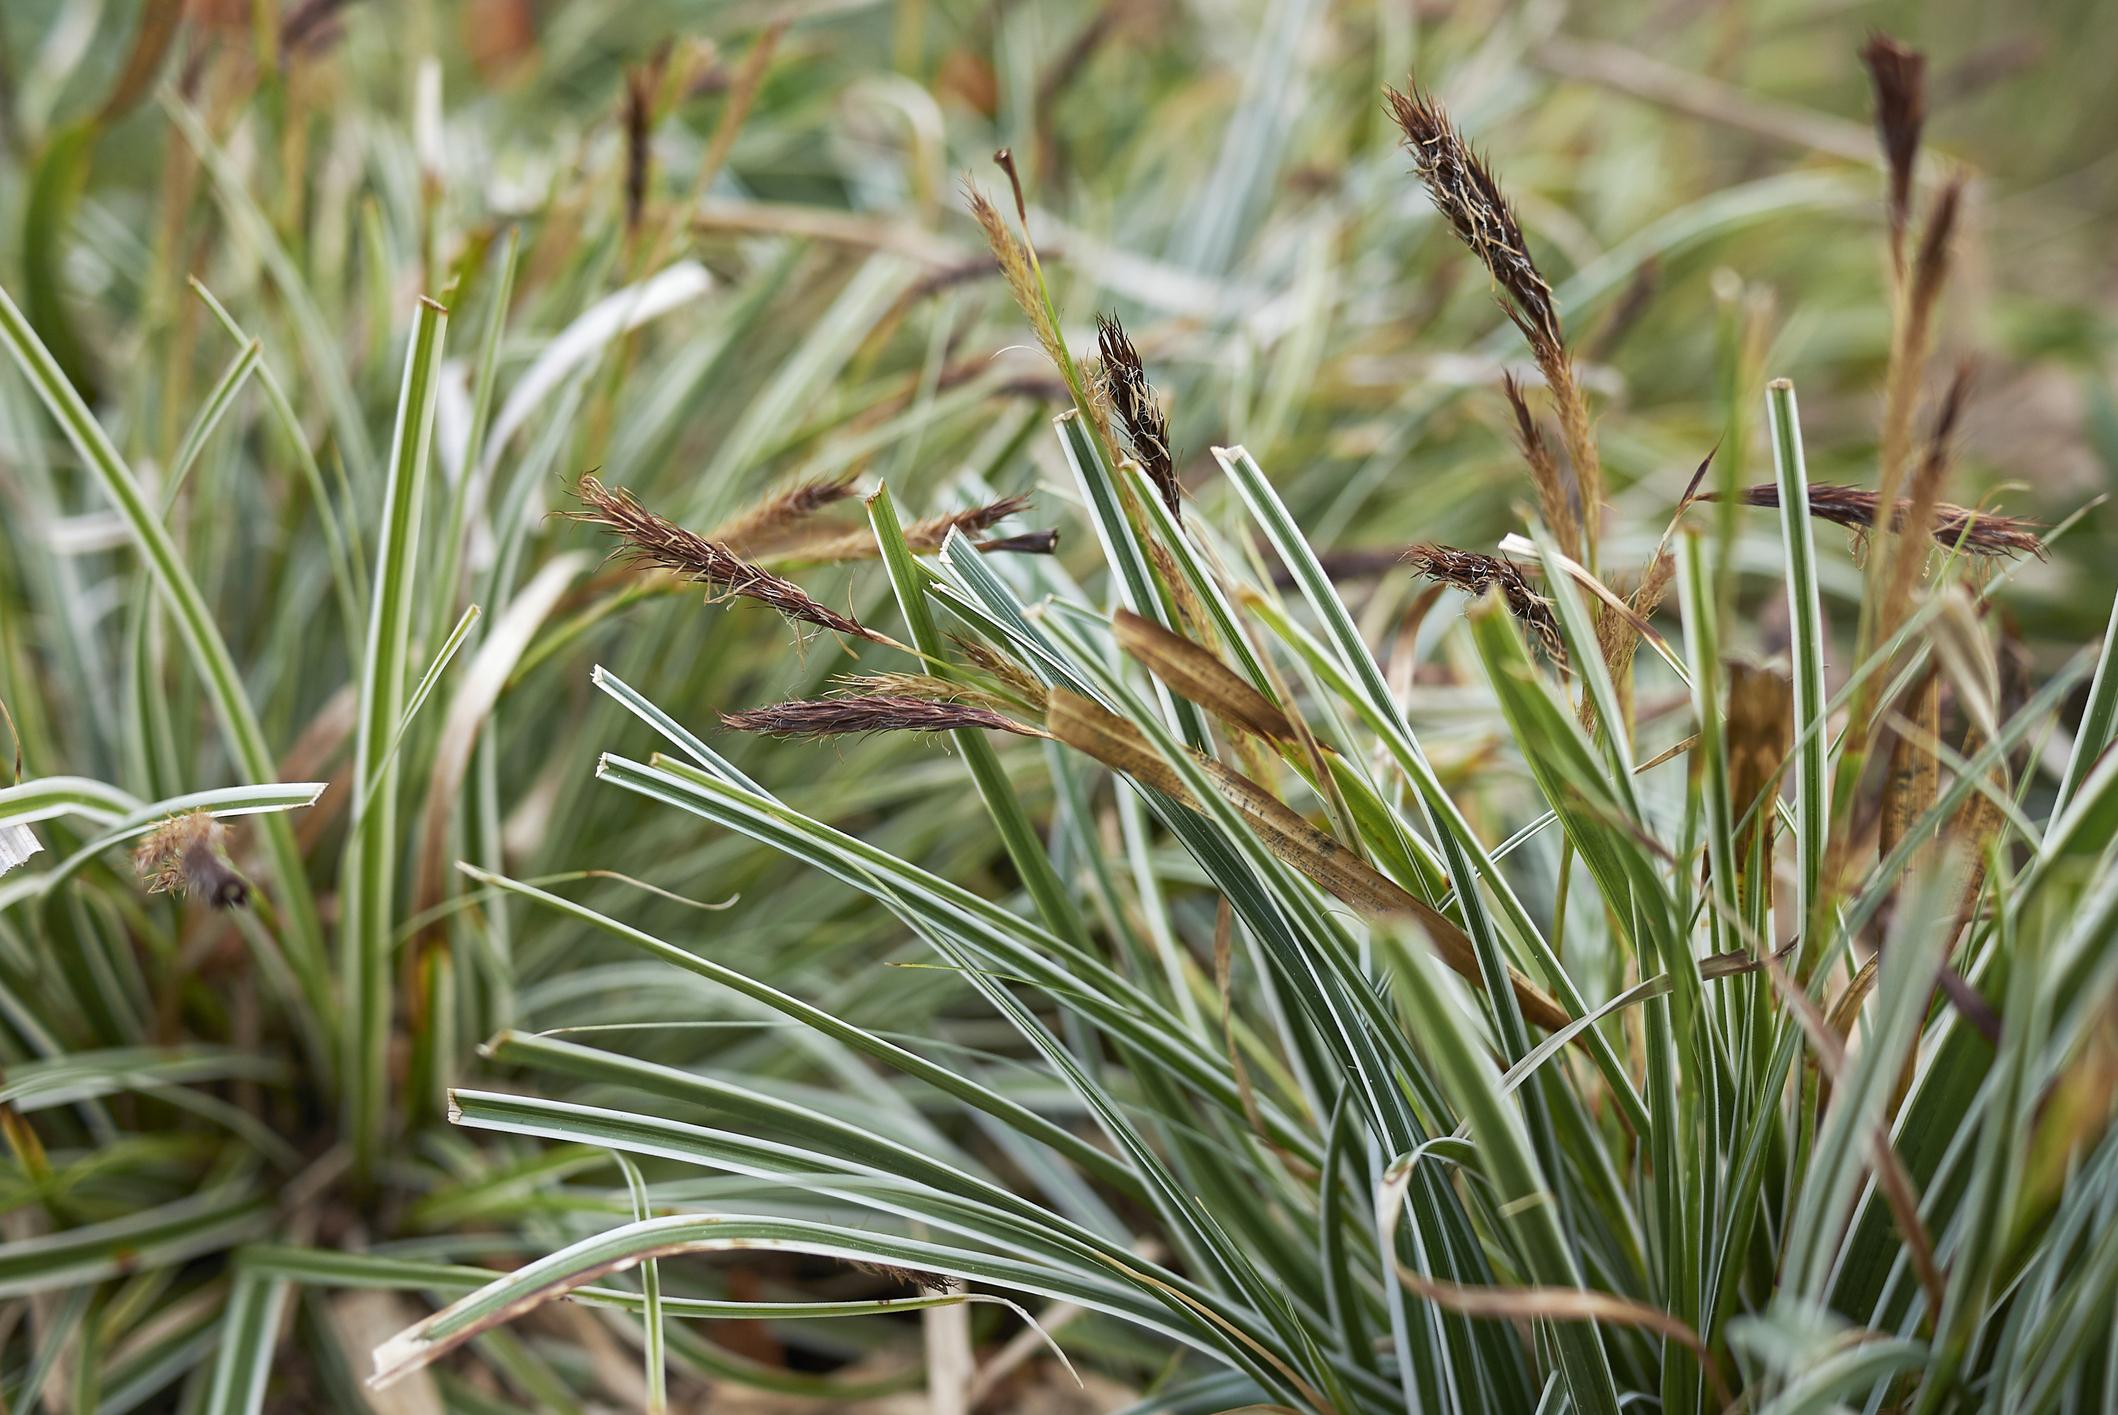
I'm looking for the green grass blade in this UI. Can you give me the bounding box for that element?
[459,862,1144,1192]
[343,295,450,1177]
[2056,588,2118,819]
[369,1213,1217,1390]
[1383,933,1623,1415]
[1766,379,1831,975]
[201,1266,291,1415]
[612,1153,668,1413]
[0,1187,268,1299]
[429,226,521,648]
[352,603,481,822]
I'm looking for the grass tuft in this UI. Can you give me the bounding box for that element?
[2,6,2114,1411]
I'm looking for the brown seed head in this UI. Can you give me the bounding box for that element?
[1859,33,1928,257]
[1908,175,1963,327]
[565,474,900,645]
[953,635,1050,710]
[834,672,1016,714]
[1094,313,1179,519]
[1385,84,1562,357]
[623,65,654,233]
[134,812,249,908]
[1501,371,1578,556]
[850,1259,954,1294]
[1723,482,2041,559]
[721,695,1041,740]
[965,181,1069,379]
[1406,544,1567,664]
[1726,663,1794,869]
[708,475,860,555]
[785,494,1044,563]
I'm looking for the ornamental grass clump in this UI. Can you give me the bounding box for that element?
[370,40,2116,1414]
[1,9,2113,1414]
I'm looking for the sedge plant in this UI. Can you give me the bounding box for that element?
[3,5,2116,1412]
[373,45,2116,1415]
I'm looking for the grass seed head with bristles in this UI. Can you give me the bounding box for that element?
[1859,32,1928,267]
[1095,313,1180,518]
[707,474,860,556]
[721,695,1045,740]
[965,181,1071,383]
[134,812,249,909]
[565,474,904,648]
[952,634,1050,710]
[1717,481,2043,559]
[1600,445,1716,694]
[1624,549,1677,643]
[848,1259,954,1294]
[1406,544,1568,664]
[833,672,1020,715]
[787,493,1046,562]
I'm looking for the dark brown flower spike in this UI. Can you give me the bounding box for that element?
[927,494,1036,544]
[1406,544,1568,664]
[1859,33,1928,267]
[1095,314,1179,519]
[974,529,1061,556]
[1385,85,1559,354]
[1715,482,2043,559]
[566,474,906,648]
[1907,175,1962,333]
[721,695,1045,740]
[134,812,248,908]
[623,65,653,233]
[1387,80,1602,563]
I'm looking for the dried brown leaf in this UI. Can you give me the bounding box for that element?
[1115,611,1294,743]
